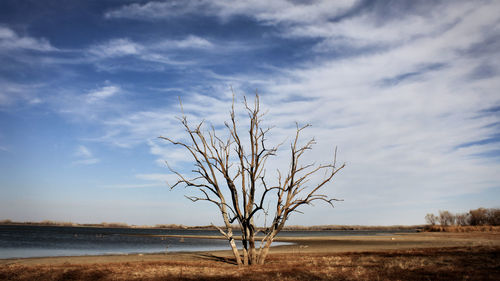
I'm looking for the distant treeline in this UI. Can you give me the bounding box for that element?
[424,207,500,232]
[0,220,200,229]
[0,220,134,228]
[0,219,422,231]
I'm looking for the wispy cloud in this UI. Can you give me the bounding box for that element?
[135,173,181,185]
[154,35,213,50]
[104,1,205,20]
[0,26,57,51]
[0,80,45,108]
[86,85,120,103]
[100,183,163,189]
[104,0,353,24]
[87,36,215,61]
[85,36,213,71]
[88,38,141,58]
[50,82,126,122]
[74,145,92,158]
[100,174,179,189]
[73,145,99,165]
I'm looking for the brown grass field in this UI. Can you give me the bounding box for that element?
[1,232,499,280]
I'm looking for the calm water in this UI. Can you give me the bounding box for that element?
[0,225,416,259]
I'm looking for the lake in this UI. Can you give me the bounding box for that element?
[0,225,416,259]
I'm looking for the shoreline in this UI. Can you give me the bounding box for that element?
[0,221,423,231]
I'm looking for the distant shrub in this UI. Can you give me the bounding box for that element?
[38,220,76,226]
[100,222,129,228]
[154,224,186,229]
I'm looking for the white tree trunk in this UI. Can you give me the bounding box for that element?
[257,235,274,265]
[228,237,242,266]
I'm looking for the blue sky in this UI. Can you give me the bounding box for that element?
[1,0,499,226]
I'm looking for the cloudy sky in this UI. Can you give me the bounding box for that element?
[1,0,499,226]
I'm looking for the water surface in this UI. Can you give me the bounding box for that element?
[0,225,415,259]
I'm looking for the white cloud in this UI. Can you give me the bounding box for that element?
[89,36,214,60]
[104,1,204,20]
[155,35,213,49]
[86,36,215,70]
[104,0,354,24]
[103,1,490,55]
[209,0,355,25]
[88,38,141,58]
[0,81,45,108]
[95,111,180,148]
[0,26,57,51]
[86,85,120,103]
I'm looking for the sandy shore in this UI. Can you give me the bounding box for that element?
[1,232,498,266]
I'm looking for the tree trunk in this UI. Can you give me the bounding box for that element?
[249,236,257,264]
[242,247,249,265]
[257,236,274,265]
[228,237,242,266]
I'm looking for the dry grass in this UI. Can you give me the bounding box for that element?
[1,246,499,281]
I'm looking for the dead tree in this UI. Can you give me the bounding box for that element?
[159,94,345,265]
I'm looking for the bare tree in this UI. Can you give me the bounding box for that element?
[469,208,489,226]
[486,208,500,226]
[160,95,345,265]
[438,210,455,226]
[454,213,470,226]
[425,213,438,225]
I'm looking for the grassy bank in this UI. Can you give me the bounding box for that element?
[1,246,499,281]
